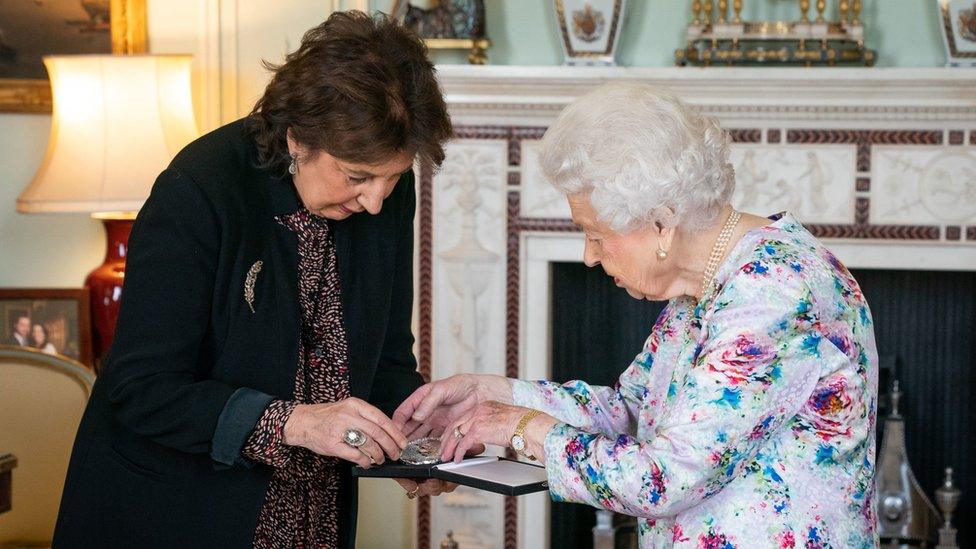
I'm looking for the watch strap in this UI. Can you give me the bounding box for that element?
[512,409,543,460]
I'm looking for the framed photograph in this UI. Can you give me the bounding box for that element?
[938,0,976,66]
[0,289,92,368]
[0,0,147,113]
[389,0,490,64]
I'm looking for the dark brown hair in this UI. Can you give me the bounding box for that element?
[248,11,452,173]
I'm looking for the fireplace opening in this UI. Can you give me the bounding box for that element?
[549,261,975,548]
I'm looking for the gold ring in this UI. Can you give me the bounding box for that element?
[453,426,465,440]
[357,447,375,465]
[406,486,421,499]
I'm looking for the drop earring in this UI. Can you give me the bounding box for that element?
[288,153,298,175]
[654,221,669,260]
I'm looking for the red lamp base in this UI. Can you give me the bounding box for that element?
[85,216,134,370]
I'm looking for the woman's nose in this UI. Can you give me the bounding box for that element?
[583,241,600,268]
[359,187,384,215]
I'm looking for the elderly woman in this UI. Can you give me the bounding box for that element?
[395,83,878,548]
[54,12,452,549]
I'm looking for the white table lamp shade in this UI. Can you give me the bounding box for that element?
[17,55,199,215]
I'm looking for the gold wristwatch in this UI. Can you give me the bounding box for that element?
[510,409,543,461]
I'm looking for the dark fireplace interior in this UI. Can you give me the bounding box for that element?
[549,262,975,548]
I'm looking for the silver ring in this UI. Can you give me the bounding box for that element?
[343,428,367,448]
[357,446,375,465]
[453,426,464,440]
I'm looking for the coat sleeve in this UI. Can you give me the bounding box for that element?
[538,262,830,519]
[102,169,275,467]
[368,171,425,418]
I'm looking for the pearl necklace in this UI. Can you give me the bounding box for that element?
[700,209,742,298]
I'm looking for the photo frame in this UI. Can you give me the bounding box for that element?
[389,0,490,64]
[0,0,147,113]
[0,289,93,368]
[938,0,976,67]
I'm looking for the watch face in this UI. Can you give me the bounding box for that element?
[511,435,526,451]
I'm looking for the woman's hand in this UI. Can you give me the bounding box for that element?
[283,398,408,469]
[393,478,458,499]
[392,374,513,440]
[438,401,559,464]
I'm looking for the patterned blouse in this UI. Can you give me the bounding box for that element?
[242,208,352,548]
[513,213,878,548]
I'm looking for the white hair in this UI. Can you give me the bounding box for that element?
[538,83,735,232]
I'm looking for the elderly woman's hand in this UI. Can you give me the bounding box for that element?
[438,401,559,464]
[283,398,408,469]
[392,374,513,440]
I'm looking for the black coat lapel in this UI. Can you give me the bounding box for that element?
[265,174,301,398]
[335,218,370,399]
[270,224,300,397]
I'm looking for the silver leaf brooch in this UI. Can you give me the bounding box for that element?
[244,260,263,313]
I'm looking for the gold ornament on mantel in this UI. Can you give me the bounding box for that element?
[675,0,874,66]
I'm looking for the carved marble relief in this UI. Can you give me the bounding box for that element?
[873,147,976,225]
[430,140,508,548]
[730,144,857,224]
[520,140,572,219]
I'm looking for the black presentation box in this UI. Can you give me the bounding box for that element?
[352,456,549,497]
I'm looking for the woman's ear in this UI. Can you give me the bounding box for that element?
[654,206,677,247]
[285,128,304,157]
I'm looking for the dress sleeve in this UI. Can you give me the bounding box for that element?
[540,260,831,519]
[512,306,673,438]
[512,370,642,438]
[240,400,298,467]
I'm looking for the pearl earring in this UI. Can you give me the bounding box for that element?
[656,246,668,261]
[288,153,298,175]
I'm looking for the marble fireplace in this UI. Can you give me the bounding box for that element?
[416,66,976,549]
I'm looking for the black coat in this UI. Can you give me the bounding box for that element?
[53,119,424,548]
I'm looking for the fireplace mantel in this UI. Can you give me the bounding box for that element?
[436,66,976,125]
[418,65,976,549]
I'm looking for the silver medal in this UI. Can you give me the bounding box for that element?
[399,436,442,465]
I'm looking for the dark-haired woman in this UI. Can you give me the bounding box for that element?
[53,12,453,549]
[31,323,57,354]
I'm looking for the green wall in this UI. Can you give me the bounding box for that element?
[0,115,103,287]
[371,0,946,67]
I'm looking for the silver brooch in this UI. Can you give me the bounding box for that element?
[244,260,263,313]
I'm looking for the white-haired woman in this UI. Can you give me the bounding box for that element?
[394,83,878,548]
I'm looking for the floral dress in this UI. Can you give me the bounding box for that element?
[513,213,878,548]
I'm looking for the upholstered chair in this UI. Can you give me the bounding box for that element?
[0,347,93,548]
